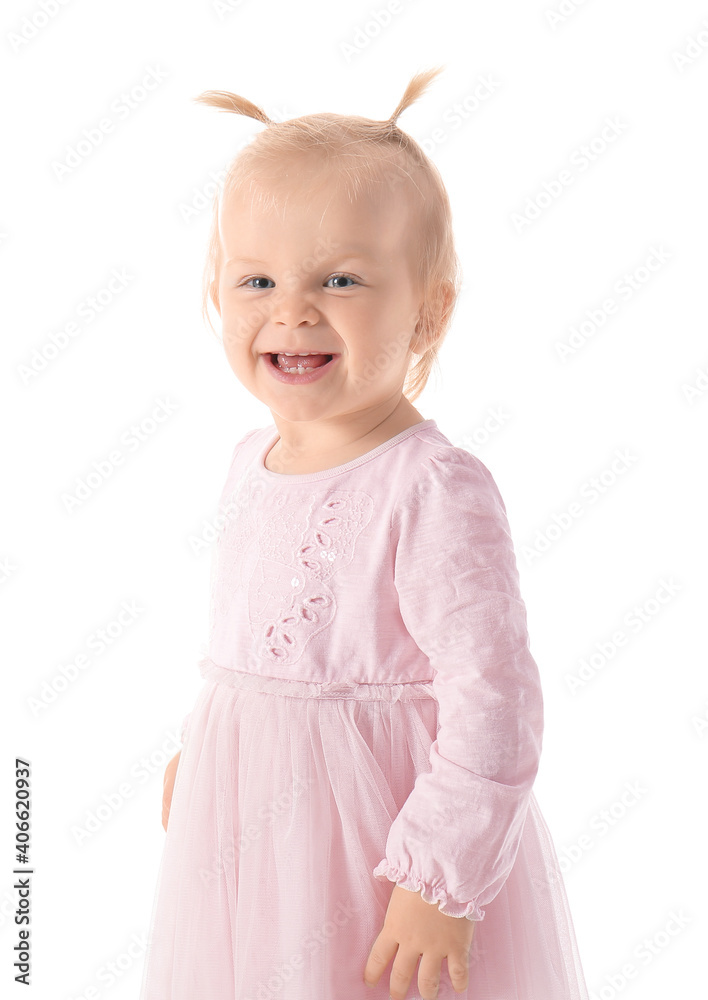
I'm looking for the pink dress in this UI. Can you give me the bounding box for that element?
[139,418,589,1000]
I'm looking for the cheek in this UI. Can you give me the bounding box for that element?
[220,303,261,347]
[224,294,271,333]
[340,299,383,335]
[220,324,251,361]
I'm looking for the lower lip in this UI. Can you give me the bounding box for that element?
[262,354,340,385]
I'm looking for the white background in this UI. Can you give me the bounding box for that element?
[2,0,707,997]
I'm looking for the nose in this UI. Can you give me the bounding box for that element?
[269,287,319,327]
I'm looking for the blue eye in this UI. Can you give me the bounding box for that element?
[241,273,358,289]
[243,277,275,289]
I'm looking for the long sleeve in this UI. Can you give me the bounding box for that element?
[373,448,544,922]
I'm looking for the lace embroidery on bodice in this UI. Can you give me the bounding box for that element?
[209,467,374,667]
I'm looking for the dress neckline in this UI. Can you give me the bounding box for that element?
[257,419,437,483]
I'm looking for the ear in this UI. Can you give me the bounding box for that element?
[410,279,455,355]
[211,281,222,318]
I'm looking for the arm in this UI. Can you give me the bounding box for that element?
[162,751,181,831]
[373,447,544,919]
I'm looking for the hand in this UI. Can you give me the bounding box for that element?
[161,751,181,831]
[364,883,475,999]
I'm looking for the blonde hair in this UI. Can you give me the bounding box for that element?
[193,67,462,403]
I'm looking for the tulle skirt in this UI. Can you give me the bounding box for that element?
[139,661,588,1000]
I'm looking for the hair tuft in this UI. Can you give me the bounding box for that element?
[386,66,445,126]
[193,90,272,125]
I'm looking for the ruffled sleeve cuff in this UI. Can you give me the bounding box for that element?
[372,860,485,922]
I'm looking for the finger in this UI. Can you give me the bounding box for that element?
[363,934,397,987]
[416,955,441,1000]
[388,953,421,1000]
[447,951,470,994]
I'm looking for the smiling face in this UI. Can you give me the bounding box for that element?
[216,159,427,432]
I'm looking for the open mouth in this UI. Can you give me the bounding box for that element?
[267,353,335,371]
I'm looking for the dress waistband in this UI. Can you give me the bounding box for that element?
[198,657,435,703]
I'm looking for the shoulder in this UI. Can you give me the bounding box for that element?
[390,435,519,577]
[234,425,270,453]
[216,426,271,493]
[392,426,507,524]
[226,425,271,467]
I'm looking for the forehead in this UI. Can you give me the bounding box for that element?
[219,173,420,259]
